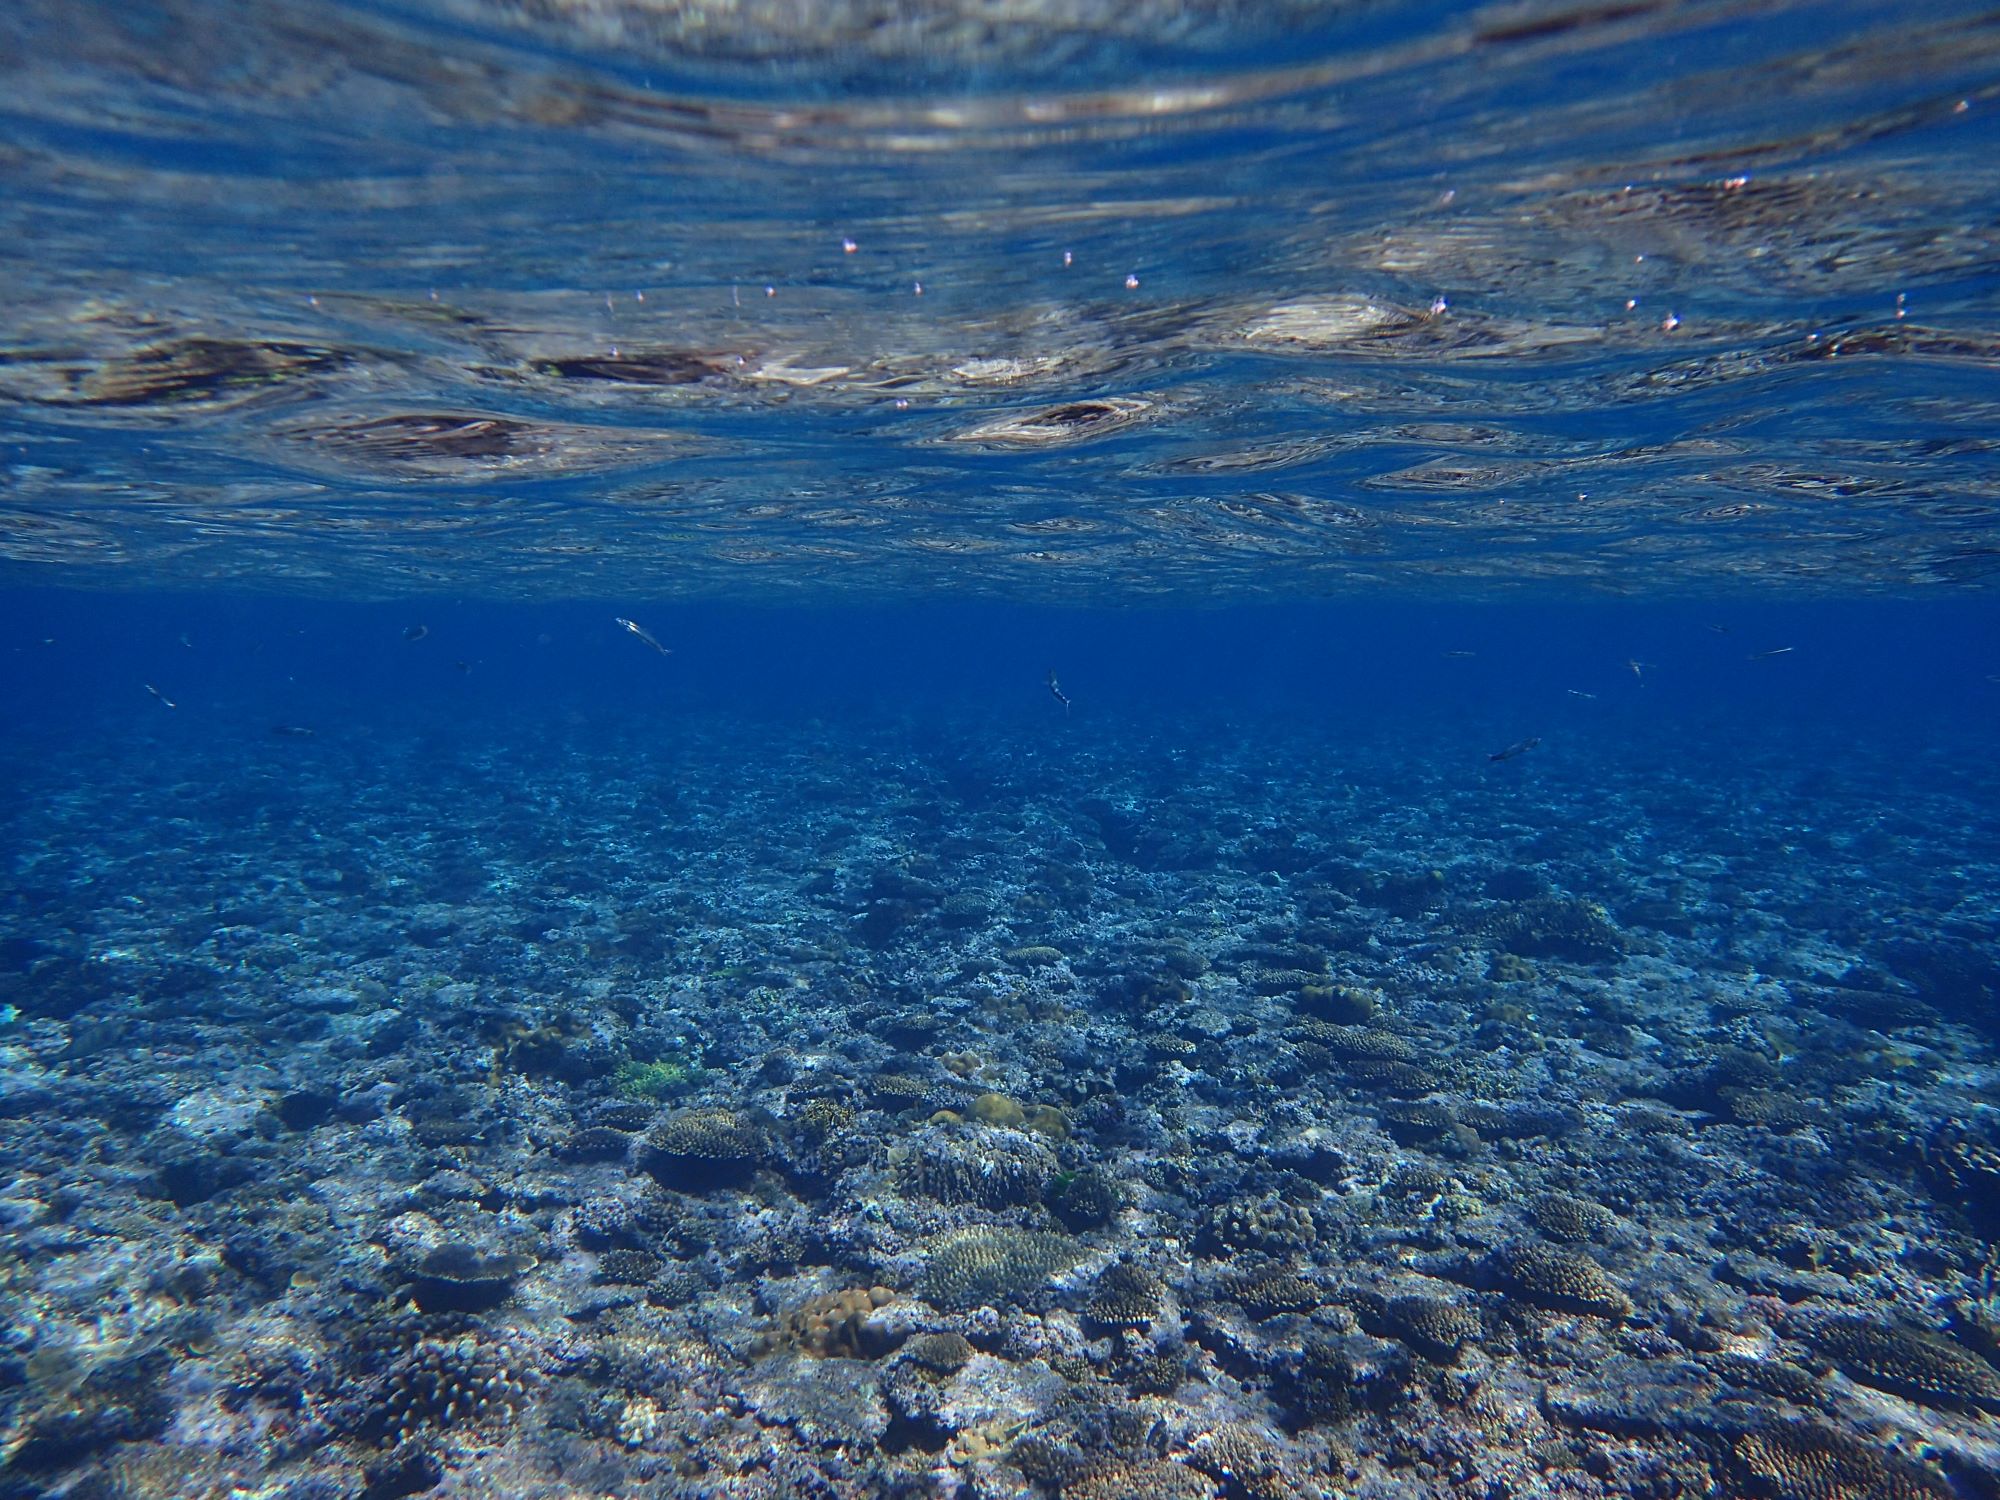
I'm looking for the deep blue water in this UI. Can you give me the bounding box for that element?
[9,591,2000,729]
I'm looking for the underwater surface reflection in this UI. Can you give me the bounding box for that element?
[1,0,1998,598]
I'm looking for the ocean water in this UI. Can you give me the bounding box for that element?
[4,3,2000,1498]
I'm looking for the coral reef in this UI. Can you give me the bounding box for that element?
[1187,1422,1310,1500]
[1804,1317,2000,1411]
[1482,895,1627,962]
[758,1286,903,1359]
[898,1124,1056,1208]
[1530,1191,1617,1243]
[1372,1290,1483,1360]
[1481,1240,1634,1317]
[1228,1268,1325,1317]
[1,710,1993,1500]
[404,1244,538,1313]
[1205,1195,1317,1256]
[920,1227,1081,1311]
[639,1107,769,1189]
[1047,1166,1122,1230]
[1086,1262,1165,1327]
[355,1332,536,1447]
[1722,1422,1955,1500]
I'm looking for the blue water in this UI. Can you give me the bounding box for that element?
[6,2,2000,1497]
[6,589,1999,730]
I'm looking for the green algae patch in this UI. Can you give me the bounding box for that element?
[614,1056,701,1100]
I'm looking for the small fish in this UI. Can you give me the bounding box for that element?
[1442,649,1477,659]
[270,724,317,738]
[615,616,672,657]
[1707,623,1729,634]
[1566,689,1597,699]
[144,683,177,709]
[1047,670,1071,714]
[1626,659,1647,683]
[1488,736,1541,762]
[1747,646,1794,660]
[403,624,429,642]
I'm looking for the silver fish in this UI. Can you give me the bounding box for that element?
[615,617,672,656]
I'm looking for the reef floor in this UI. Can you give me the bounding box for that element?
[3,708,1999,1499]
